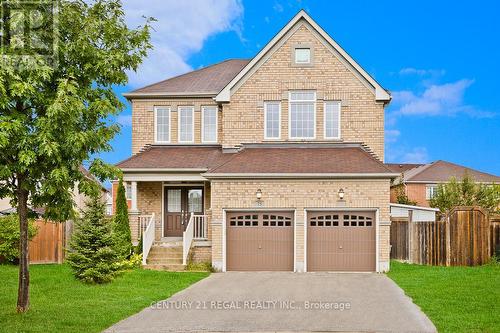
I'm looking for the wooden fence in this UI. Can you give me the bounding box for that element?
[390,206,491,266]
[491,213,500,257]
[29,220,65,264]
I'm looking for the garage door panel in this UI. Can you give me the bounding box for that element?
[227,211,293,271]
[307,211,375,272]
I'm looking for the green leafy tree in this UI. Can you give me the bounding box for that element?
[0,0,152,311]
[113,178,132,259]
[0,215,38,263]
[430,174,500,213]
[66,195,120,284]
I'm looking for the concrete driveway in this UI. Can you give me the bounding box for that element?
[106,272,436,333]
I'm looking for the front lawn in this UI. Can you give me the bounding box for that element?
[387,260,500,333]
[0,264,209,333]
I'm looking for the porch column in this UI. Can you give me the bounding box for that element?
[130,181,138,213]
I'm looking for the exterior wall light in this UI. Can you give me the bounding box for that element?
[338,188,345,200]
[256,189,262,200]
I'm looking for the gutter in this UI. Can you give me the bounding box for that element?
[203,172,400,179]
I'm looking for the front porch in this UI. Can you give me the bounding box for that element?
[124,180,212,269]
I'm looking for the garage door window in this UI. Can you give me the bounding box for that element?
[343,214,373,227]
[229,214,259,226]
[262,214,292,227]
[309,214,340,227]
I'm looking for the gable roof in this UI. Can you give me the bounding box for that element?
[215,10,391,103]
[385,163,424,173]
[403,160,500,183]
[123,59,249,98]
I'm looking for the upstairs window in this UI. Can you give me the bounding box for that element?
[426,185,438,200]
[289,91,316,139]
[202,106,218,143]
[154,106,170,143]
[295,48,311,64]
[264,102,281,139]
[178,106,194,142]
[324,101,341,139]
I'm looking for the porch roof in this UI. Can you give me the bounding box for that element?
[205,145,396,177]
[117,145,228,171]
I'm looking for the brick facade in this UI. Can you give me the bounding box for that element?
[209,179,391,272]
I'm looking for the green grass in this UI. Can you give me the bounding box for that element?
[0,264,209,333]
[387,260,500,333]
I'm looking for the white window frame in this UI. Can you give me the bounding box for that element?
[288,90,316,140]
[323,101,341,140]
[295,47,311,64]
[264,101,281,140]
[154,106,171,143]
[177,106,195,143]
[426,185,438,200]
[201,106,218,143]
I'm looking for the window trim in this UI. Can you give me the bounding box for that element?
[177,106,195,143]
[264,101,281,140]
[294,47,311,64]
[323,101,341,140]
[288,90,316,140]
[154,106,171,144]
[426,185,438,200]
[201,105,218,143]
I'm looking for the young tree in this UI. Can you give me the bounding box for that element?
[430,174,500,213]
[394,186,417,206]
[66,195,120,283]
[113,178,132,259]
[0,0,151,312]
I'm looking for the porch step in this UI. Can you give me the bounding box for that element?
[143,264,186,272]
[148,246,183,254]
[146,258,184,265]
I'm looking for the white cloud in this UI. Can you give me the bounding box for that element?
[123,0,244,88]
[402,147,429,164]
[390,79,494,117]
[385,129,400,143]
[399,67,445,77]
[273,2,284,12]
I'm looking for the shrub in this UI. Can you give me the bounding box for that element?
[0,215,38,263]
[116,253,143,270]
[113,178,132,259]
[66,196,120,284]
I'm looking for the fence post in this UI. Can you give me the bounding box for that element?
[445,213,451,266]
[408,211,413,263]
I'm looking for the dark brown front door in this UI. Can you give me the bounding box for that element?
[164,187,203,237]
[307,211,376,272]
[226,211,294,271]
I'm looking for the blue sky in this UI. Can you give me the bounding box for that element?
[102,0,500,176]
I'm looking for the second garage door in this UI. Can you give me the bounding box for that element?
[226,211,294,271]
[307,211,376,272]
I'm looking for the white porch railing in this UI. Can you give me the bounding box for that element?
[193,215,207,240]
[141,213,155,265]
[182,213,195,265]
[138,214,152,240]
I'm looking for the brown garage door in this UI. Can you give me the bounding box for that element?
[307,211,375,272]
[226,211,294,271]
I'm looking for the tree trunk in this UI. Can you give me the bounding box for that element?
[16,175,30,313]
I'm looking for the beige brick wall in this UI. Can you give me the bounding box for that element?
[222,24,385,160]
[130,24,386,160]
[210,179,391,271]
[137,182,163,240]
[131,98,222,154]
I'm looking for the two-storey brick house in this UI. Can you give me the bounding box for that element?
[116,10,397,272]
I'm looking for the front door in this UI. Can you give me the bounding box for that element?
[164,187,203,237]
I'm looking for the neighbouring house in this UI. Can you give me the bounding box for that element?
[115,10,398,272]
[387,160,500,207]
